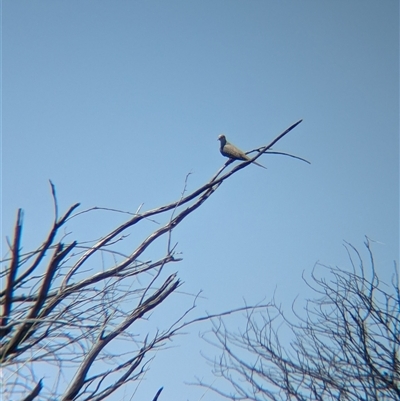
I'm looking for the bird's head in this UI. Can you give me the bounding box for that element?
[218,134,226,143]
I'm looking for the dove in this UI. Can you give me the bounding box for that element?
[218,134,267,169]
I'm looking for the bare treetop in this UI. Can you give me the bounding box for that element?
[1,121,304,400]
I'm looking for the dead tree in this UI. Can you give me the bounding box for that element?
[198,239,400,400]
[1,120,304,400]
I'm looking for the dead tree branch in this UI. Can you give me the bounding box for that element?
[1,121,303,400]
[196,239,400,400]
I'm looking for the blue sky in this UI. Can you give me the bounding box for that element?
[2,1,399,400]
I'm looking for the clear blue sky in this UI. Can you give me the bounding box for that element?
[2,1,399,400]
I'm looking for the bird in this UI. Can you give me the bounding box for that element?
[218,134,267,169]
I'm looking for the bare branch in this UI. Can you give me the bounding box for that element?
[152,387,163,401]
[1,121,304,400]
[197,242,400,400]
[22,378,43,401]
[1,209,23,337]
